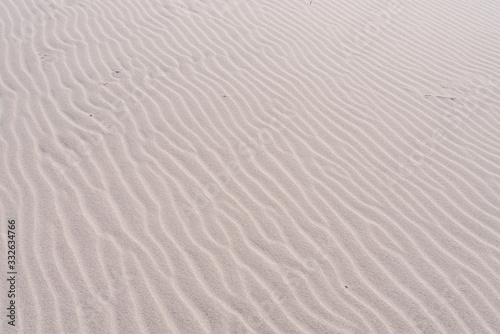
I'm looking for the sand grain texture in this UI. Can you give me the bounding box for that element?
[1,0,500,333]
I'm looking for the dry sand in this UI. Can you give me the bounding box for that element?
[1,0,500,333]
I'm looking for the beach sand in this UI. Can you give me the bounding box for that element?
[1,0,500,333]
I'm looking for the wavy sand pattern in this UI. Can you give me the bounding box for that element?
[1,0,500,333]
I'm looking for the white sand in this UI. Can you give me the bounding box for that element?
[1,0,500,333]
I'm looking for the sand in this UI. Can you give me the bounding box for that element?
[1,0,500,333]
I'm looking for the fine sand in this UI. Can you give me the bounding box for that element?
[1,0,500,333]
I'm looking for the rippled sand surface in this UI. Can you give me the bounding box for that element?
[1,0,500,333]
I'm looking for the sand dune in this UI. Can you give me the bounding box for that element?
[1,0,500,333]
